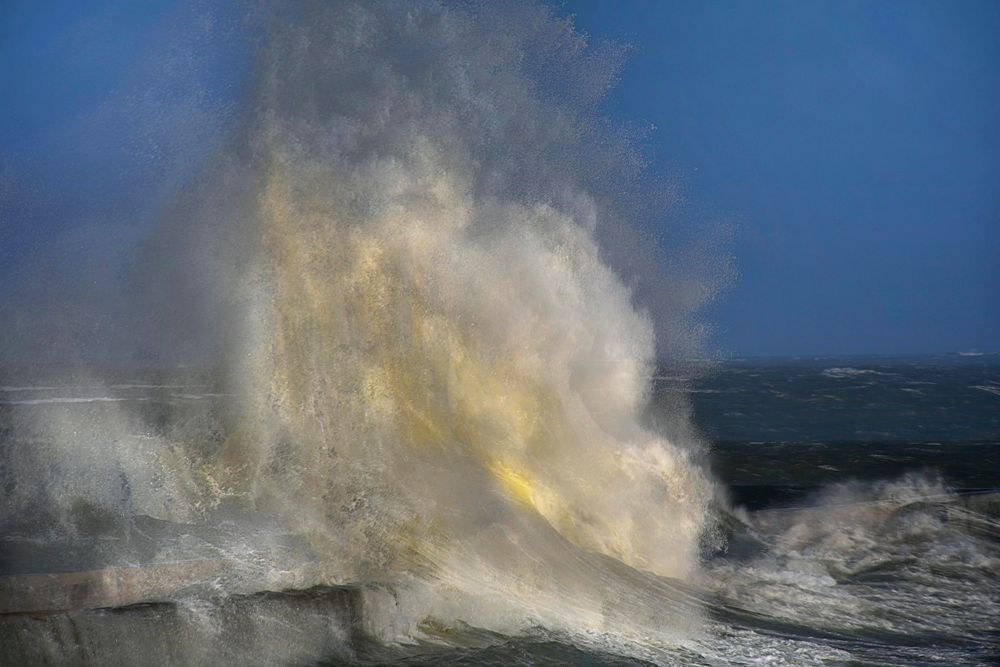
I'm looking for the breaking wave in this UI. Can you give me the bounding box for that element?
[2,0,726,651]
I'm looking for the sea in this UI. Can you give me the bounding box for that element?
[1,2,997,664]
[356,354,1000,665]
[1,354,997,665]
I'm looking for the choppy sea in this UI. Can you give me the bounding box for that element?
[1,354,998,665]
[378,354,1000,665]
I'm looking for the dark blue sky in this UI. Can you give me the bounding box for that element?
[1,1,997,357]
[568,0,1000,356]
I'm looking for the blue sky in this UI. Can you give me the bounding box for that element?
[567,0,1000,355]
[1,1,997,358]
[0,0,242,252]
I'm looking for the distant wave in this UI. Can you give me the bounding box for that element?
[0,397,153,406]
[0,386,96,392]
[821,367,888,379]
[171,393,235,400]
[0,384,205,392]
[109,384,209,390]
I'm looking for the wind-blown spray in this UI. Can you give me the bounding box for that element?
[2,0,725,649]
[196,0,722,638]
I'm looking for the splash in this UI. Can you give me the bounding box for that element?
[2,0,725,649]
[196,0,722,639]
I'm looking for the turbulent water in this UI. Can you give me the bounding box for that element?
[686,356,1000,666]
[1,2,998,665]
[2,359,998,664]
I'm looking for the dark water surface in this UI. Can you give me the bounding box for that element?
[681,354,1000,510]
[2,355,998,665]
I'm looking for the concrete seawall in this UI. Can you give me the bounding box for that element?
[3,491,996,664]
[0,585,364,665]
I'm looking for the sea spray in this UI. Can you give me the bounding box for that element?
[205,1,722,639]
[2,0,726,649]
